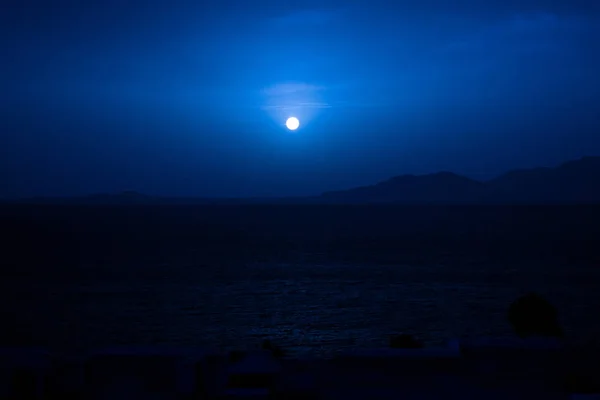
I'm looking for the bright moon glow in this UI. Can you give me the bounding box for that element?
[286,117,300,130]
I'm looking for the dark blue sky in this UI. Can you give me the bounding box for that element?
[2,0,599,197]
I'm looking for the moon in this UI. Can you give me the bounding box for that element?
[286,117,300,131]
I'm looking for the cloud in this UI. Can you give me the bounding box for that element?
[262,82,326,97]
[268,9,339,28]
[504,12,591,34]
[262,102,331,110]
[260,82,331,123]
[441,12,597,56]
[355,0,599,17]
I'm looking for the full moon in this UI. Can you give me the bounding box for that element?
[286,117,300,131]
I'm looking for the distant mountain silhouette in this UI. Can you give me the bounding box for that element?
[11,191,285,205]
[84,191,155,204]
[17,191,159,205]
[6,157,600,205]
[321,172,485,204]
[486,157,600,204]
[320,157,600,204]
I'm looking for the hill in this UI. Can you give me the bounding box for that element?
[6,157,600,205]
[321,172,485,204]
[486,157,600,204]
[320,157,600,204]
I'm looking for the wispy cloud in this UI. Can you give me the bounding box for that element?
[261,83,326,97]
[261,103,332,111]
[504,12,591,34]
[268,9,340,28]
[261,82,330,110]
[260,81,331,122]
[441,12,596,56]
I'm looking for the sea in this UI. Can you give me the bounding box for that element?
[1,204,599,358]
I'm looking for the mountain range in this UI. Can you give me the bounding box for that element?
[321,157,600,204]
[6,157,600,205]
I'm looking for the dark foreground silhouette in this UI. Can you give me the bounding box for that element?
[1,294,599,398]
[389,334,424,349]
[508,292,564,339]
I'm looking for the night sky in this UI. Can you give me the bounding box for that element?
[2,0,599,198]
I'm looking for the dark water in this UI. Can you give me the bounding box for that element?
[1,205,599,357]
